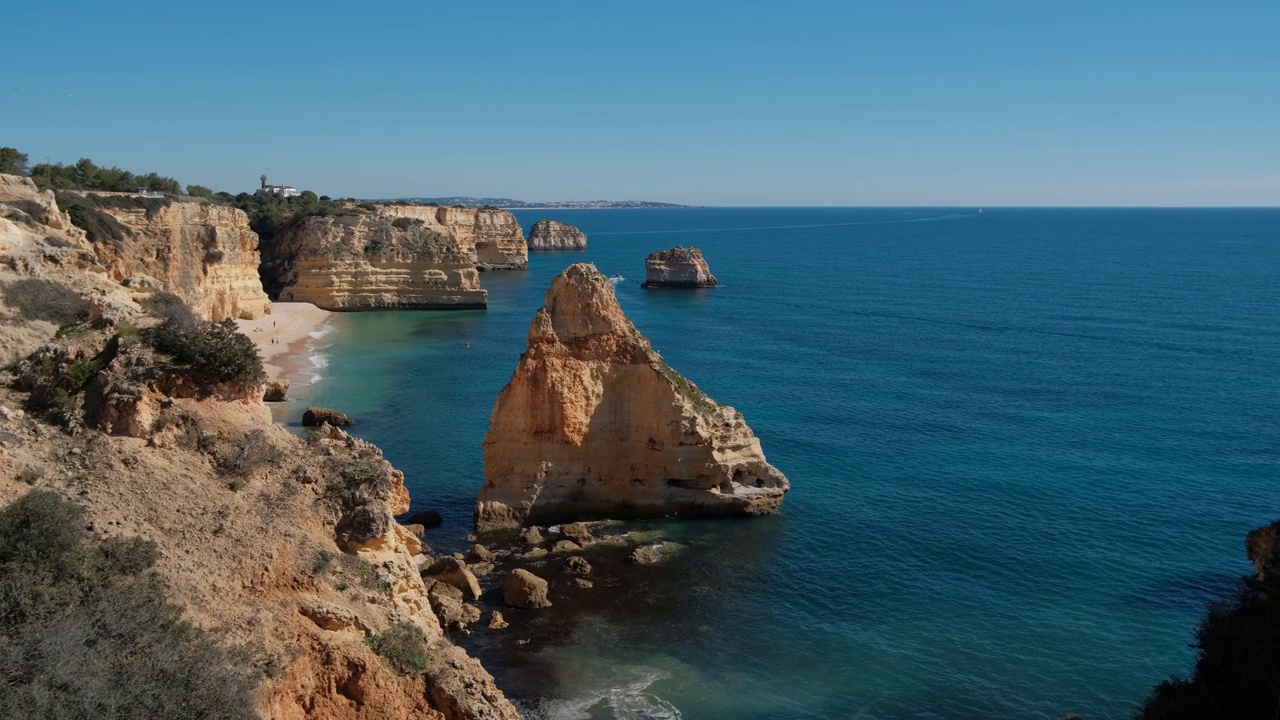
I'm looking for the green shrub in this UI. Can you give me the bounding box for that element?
[145,315,265,389]
[217,429,283,477]
[2,278,90,325]
[5,199,49,226]
[0,490,257,719]
[366,622,427,674]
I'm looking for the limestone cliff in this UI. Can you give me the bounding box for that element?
[641,246,717,288]
[476,263,788,532]
[88,194,271,322]
[527,219,587,251]
[267,214,488,310]
[377,205,527,271]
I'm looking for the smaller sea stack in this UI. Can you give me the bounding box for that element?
[528,219,587,251]
[641,246,717,288]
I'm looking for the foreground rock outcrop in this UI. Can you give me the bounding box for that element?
[1247,521,1280,581]
[475,263,787,532]
[527,220,587,251]
[267,214,488,310]
[641,246,716,288]
[89,194,272,321]
[378,205,527,271]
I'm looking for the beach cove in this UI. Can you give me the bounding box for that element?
[287,206,1280,719]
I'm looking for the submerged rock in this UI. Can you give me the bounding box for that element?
[405,509,444,528]
[528,219,587,251]
[641,246,716,288]
[475,263,788,532]
[562,556,592,575]
[503,569,551,609]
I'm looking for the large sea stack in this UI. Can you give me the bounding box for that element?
[475,263,787,532]
[641,245,717,288]
[528,219,587,251]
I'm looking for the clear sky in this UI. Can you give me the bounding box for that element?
[2,1,1277,205]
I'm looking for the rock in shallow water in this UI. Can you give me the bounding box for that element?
[302,407,353,427]
[641,245,717,288]
[503,569,551,609]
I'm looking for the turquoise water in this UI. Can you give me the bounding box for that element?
[294,208,1279,719]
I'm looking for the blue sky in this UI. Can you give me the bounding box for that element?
[2,1,1276,205]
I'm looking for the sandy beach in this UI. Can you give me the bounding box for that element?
[235,302,333,381]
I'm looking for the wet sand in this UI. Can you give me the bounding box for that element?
[235,302,332,381]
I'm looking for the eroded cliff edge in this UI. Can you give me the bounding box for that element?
[476,263,788,532]
[267,213,488,310]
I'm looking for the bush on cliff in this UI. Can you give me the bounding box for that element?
[57,192,130,245]
[2,278,90,326]
[1136,574,1280,719]
[145,307,265,389]
[0,490,257,719]
[366,622,428,674]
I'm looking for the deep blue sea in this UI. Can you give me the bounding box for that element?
[288,207,1279,719]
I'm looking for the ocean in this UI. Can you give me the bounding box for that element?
[287,207,1279,719]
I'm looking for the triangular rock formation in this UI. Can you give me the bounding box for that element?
[476,263,788,532]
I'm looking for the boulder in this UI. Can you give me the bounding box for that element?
[488,610,509,630]
[502,569,551,609]
[403,523,426,539]
[527,219,587,251]
[551,540,582,555]
[520,526,544,546]
[427,580,482,630]
[302,407,353,427]
[628,542,682,566]
[562,556,592,575]
[262,379,289,402]
[423,556,482,601]
[559,522,595,545]
[641,246,716,288]
[476,263,787,532]
[469,544,495,563]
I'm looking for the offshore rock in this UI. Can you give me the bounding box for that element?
[641,245,717,288]
[527,219,587,251]
[476,263,787,532]
[377,204,527,271]
[268,213,487,309]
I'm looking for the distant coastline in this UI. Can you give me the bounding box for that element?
[387,196,686,209]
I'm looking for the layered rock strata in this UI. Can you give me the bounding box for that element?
[527,219,587,251]
[475,263,788,532]
[641,246,717,288]
[268,214,488,310]
[91,195,271,321]
[377,205,527,271]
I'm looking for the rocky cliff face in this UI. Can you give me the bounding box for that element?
[527,219,587,251]
[267,214,488,310]
[476,263,787,532]
[641,246,717,288]
[0,327,519,720]
[0,174,79,235]
[378,205,527,271]
[92,196,271,322]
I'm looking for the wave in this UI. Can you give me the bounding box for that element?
[536,665,681,720]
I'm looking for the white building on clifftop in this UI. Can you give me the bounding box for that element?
[257,174,300,197]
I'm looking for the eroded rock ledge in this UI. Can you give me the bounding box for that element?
[527,219,587,251]
[641,246,716,288]
[475,263,787,532]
